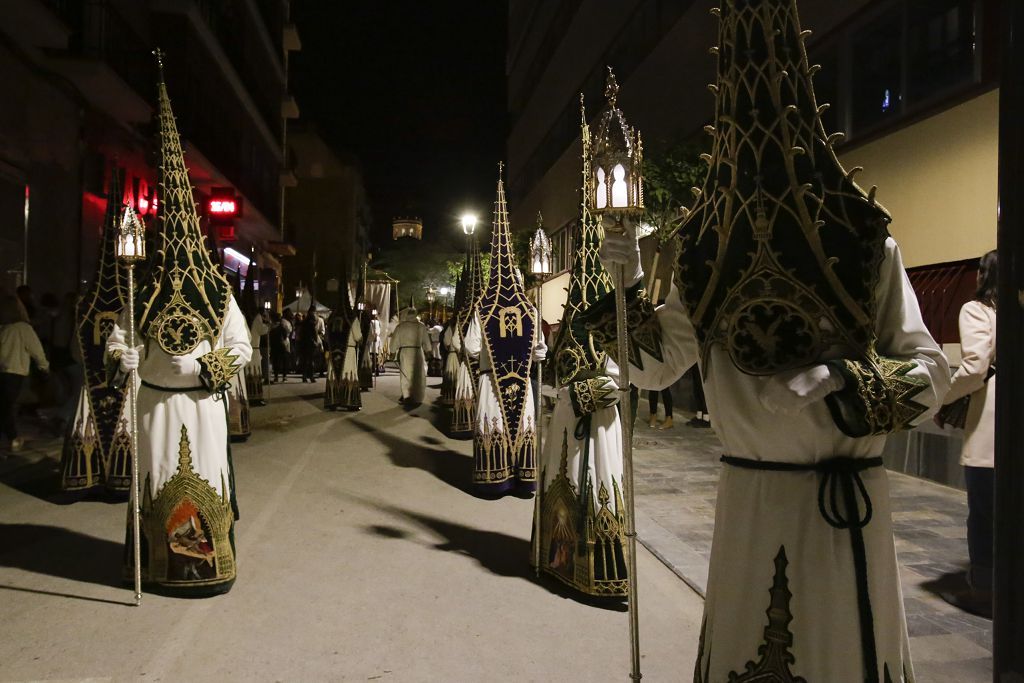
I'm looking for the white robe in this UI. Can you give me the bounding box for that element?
[537,359,626,595]
[389,317,431,404]
[627,239,949,682]
[107,297,252,510]
[440,324,459,405]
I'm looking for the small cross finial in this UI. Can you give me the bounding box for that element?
[536,211,543,227]
[604,67,619,107]
[579,92,586,124]
[498,161,504,179]
[153,47,165,74]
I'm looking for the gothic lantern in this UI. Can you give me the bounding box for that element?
[461,213,478,236]
[116,202,147,262]
[426,287,436,304]
[588,68,644,219]
[529,213,552,276]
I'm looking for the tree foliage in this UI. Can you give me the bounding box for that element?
[643,138,706,241]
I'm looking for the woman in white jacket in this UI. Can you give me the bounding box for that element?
[938,250,997,617]
[0,295,49,452]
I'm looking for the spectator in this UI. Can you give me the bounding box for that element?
[269,310,291,382]
[937,249,997,618]
[648,388,673,429]
[0,295,49,453]
[297,306,318,383]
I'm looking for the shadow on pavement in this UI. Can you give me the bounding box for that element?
[349,418,474,495]
[363,509,627,612]
[0,523,125,590]
[0,458,125,506]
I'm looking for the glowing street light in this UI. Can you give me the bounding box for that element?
[460,213,478,236]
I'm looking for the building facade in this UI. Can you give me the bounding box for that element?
[284,128,371,303]
[508,0,997,487]
[0,0,300,303]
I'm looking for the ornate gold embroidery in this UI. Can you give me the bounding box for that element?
[583,286,662,370]
[727,546,806,683]
[197,348,241,393]
[827,355,928,437]
[569,375,619,418]
[538,431,628,597]
[676,0,890,376]
[137,425,235,588]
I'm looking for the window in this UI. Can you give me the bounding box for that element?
[851,8,904,133]
[811,0,987,141]
[907,0,977,101]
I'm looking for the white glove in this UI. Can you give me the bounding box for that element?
[170,355,201,377]
[599,229,643,288]
[759,364,845,416]
[119,346,143,373]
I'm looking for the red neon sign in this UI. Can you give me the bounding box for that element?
[209,198,237,216]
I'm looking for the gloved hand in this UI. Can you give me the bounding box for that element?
[170,355,201,377]
[759,364,845,416]
[119,346,143,373]
[599,227,643,288]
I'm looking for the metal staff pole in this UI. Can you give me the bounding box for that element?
[533,282,544,576]
[611,220,641,682]
[126,261,142,606]
[117,199,146,606]
[528,220,551,577]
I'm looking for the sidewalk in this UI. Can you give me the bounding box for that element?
[630,412,992,683]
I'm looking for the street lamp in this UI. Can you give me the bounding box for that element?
[460,213,478,236]
[426,287,436,322]
[114,201,146,607]
[528,212,552,578]
[587,66,644,682]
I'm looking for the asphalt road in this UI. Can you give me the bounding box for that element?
[0,368,703,682]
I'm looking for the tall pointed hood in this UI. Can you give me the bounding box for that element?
[553,95,613,387]
[478,162,536,449]
[137,50,231,355]
[676,0,891,375]
[75,165,131,454]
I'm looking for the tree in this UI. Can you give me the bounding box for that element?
[643,138,706,242]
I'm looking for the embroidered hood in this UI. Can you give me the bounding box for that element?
[478,163,536,447]
[676,0,891,375]
[553,95,613,388]
[136,52,231,355]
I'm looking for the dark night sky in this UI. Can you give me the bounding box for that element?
[291,2,508,250]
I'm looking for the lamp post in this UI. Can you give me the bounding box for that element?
[426,286,436,323]
[115,201,146,607]
[529,212,552,577]
[588,67,645,681]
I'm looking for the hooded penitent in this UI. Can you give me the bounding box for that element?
[60,166,134,493]
[478,165,536,456]
[135,60,231,358]
[552,97,613,390]
[677,0,891,378]
[325,261,361,411]
[536,95,626,597]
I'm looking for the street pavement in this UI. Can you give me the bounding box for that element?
[0,368,702,682]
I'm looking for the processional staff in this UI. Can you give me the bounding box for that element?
[587,67,645,682]
[115,201,146,606]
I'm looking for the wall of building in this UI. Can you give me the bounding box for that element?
[841,89,999,267]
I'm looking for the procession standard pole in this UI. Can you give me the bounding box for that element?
[533,281,543,576]
[126,262,142,606]
[612,219,641,682]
